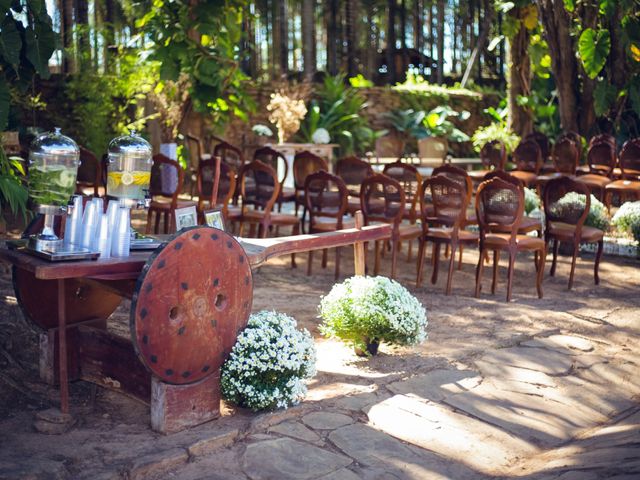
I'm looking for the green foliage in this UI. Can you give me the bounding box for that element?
[0,0,55,130]
[319,276,427,353]
[384,106,470,143]
[383,109,429,140]
[349,74,374,88]
[471,106,520,153]
[0,147,28,223]
[578,28,611,79]
[298,74,383,155]
[553,192,610,231]
[524,188,541,215]
[394,72,484,100]
[136,0,253,127]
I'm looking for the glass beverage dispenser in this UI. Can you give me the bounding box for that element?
[27,128,80,252]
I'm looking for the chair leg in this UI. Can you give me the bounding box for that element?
[506,252,516,302]
[407,239,413,262]
[431,243,441,285]
[334,246,341,280]
[491,250,500,295]
[146,209,153,234]
[568,242,580,290]
[164,212,170,234]
[154,210,161,234]
[445,242,457,295]
[457,244,464,270]
[550,239,559,276]
[416,237,426,287]
[321,248,328,269]
[475,247,485,297]
[390,235,399,280]
[594,239,603,285]
[290,223,299,268]
[374,241,381,276]
[307,250,313,276]
[536,246,546,299]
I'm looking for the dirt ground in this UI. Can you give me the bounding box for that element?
[0,240,639,479]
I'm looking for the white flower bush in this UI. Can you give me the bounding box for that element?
[551,192,610,231]
[524,188,541,215]
[311,128,331,144]
[221,311,316,411]
[319,276,427,353]
[612,201,640,244]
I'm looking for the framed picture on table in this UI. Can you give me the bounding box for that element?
[174,205,198,231]
[204,208,226,231]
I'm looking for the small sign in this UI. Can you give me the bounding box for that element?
[174,205,198,231]
[204,208,226,231]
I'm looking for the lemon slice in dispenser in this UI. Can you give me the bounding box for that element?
[121,172,134,186]
[107,173,120,190]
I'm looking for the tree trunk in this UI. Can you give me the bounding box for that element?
[346,0,357,77]
[507,8,533,137]
[461,3,493,88]
[399,0,407,50]
[436,0,445,83]
[386,0,397,84]
[60,0,75,73]
[74,0,90,69]
[327,0,339,75]
[413,0,421,58]
[536,0,579,133]
[302,0,316,81]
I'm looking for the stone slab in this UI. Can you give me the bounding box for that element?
[268,421,322,444]
[242,437,351,480]
[329,423,488,480]
[387,368,482,402]
[367,394,538,474]
[478,346,575,376]
[187,428,240,457]
[301,412,354,430]
[521,334,595,352]
[317,468,361,480]
[127,447,189,480]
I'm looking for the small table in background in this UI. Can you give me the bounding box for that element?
[267,143,339,188]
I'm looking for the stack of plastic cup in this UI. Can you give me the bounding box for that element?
[90,197,104,251]
[80,201,97,250]
[96,215,111,259]
[64,195,83,247]
[111,205,131,257]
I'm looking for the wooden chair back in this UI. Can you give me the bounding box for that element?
[197,157,235,212]
[304,170,349,228]
[589,133,616,148]
[483,169,524,188]
[543,176,590,229]
[524,131,550,160]
[76,146,102,197]
[480,140,507,171]
[618,138,640,179]
[150,154,184,208]
[335,156,374,195]
[513,140,543,174]
[552,137,579,174]
[432,164,473,197]
[253,146,288,185]
[360,173,405,226]
[214,141,244,172]
[558,131,583,158]
[238,160,279,213]
[587,140,616,177]
[421,175,469,229]
[475,177,524,240]
[293,150,328,193]
[383,161,422,222]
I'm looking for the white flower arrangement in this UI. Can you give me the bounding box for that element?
[311,128,331,144]
[221,310,316,411]
[252,124,274,137]
[319,276,427,353]
[612,201,640,244]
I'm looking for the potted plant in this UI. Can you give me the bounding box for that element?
[221,310,316,411]
[319,276,428,357]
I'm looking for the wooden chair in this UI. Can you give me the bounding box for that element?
[416,175,478,294]
[544,176,604,289]
[469,140,507,183]
[524,131,551,162]
[237,160,300,266]
[535,137,579,191]
[483,170,543,237]
[375,134,404,159]
[253,146,295,211]
[360,174,420,279]
[76,146,104,197]
[293,151,328,231]
[576,141,616,200]
[383,161,423,261]
[304,171,352,279]
[474,177,546,302]
[196,157,239,224]
[146,154,197,234]
[185,133,212,198]
[336,156,374,214]
[510,140,543,187]
[432,164,475,223]
[214,141,244,173]
[604,138,640,209]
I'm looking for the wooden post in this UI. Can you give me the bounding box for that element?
[354,211,366,276]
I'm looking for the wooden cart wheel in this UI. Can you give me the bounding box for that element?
[12,216,121,330]
[130,226,253,385]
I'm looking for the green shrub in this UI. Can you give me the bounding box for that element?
[524,188,541,215]
[612,201,640,244]
[551,192,610,231]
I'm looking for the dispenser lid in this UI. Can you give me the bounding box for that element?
[108,130,152,159]
[29,127,80,163]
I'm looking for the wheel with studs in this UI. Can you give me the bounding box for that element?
[130,226,253,385]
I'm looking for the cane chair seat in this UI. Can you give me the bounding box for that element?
[510,170,538,186]
[603,139,640,208]
[483,233,545,250]
[426,227,477,242]
[547,222,604,243]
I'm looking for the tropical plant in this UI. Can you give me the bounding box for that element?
[0,146,29,225]
[0,0,56,131]
[298,74,384,155]
[221,310,316,411]
[384,106,469,143]
[319,276,428,355]
[472,106,521,154]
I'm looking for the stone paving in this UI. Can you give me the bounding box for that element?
[0,249,639,479]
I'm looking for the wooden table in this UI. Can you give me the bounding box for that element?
[1,220,390,432]
[267,143,339,188]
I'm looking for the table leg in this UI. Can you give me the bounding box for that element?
[57,278,69,414]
